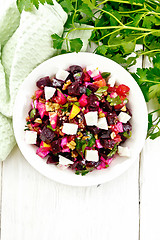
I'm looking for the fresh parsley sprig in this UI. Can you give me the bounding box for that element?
[16,0,160,139]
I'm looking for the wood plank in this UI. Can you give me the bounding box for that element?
[0,162,2,236]
[1,146,139,240]
[140,56,160,240]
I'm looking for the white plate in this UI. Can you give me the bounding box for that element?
[13,52,148,186]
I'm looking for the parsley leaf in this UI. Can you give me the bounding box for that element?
[70,38,83,53]
[51,34,64,49]
[79,3,93,17]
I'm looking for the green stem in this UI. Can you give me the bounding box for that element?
[149,109,160,115]
[96,0,143,7]
[138,49,160,56]
[119,8,147,14]
[142,79,160,84]
[72,0,78,28]
[96,7,124,26]
[98,28,120,42]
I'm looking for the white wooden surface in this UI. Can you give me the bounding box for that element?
[1,1,160,240]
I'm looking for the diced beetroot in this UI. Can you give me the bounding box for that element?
[40,126,56,143]
[69,65,83,74]
[62,148,70,153]
[100,156,113,165]
[96,139,103,148]
[106,158,113,165]
[35,89,43,99]
[47,154,59,164]
[61,137,68,148]
[31,99,38,109]
[107,86,117,93]
[83,72,90,82]
[79,94,88,107]
[51,139,61,154]
[88,84,99,92]
[49,112,58,129]
[57,89,67,105]
[114,134,122,143]
[93,73,102,81]
[67,135,75,142]
[100,156,106,162]
[111,123,123,134]
[40,141,52,151]
[36,147,50,158]
[36,76,52,89]
[31,123,40,128]
[37,102,46,119]
[97,161,106,170]
[84,82,91,87]
[116,122,123,133]
[100,139,115,149]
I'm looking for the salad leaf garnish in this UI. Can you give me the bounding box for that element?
[47,125,56,131]
[86,88,92,96]
[123,131,132,139]
[101,72,111,79]
[107,144,118,157]
[95,86,108,98]
[107,95,122,106]
[30,108,36,119]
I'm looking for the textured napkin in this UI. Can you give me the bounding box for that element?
[0,1,92,161]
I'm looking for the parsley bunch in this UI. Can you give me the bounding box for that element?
[16,0,160,139]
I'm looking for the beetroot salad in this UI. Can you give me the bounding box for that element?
[25,65,132,176]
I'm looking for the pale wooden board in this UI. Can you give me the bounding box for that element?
[1,146,139,240]
[0,162,2,236]
[0,1,143,239]
[140,56,160,240]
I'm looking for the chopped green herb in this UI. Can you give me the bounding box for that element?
[95,86,108,98]
[30,108,36,119]
[107,95,122,106]
[74,102,80,106]
[86,88,92,96]
[107,144,118,157]
[47,125,56,131]
[101,72,111,79]
[75,167,94,176]
[123,131,132,138]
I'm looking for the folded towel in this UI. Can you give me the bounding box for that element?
[0,1,92,161]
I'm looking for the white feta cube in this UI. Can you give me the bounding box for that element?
[84,111,98,126]
[108,76,116,87]
[118,112,131,123]
[85,150,99,162]
[97,117,108,130]
[44,86,56,100]
[59,155,74,166]
[86,65,100,77]
[118,146,130,157]
[56,69,70,81]
[62,123,78,135]
[86,65,98,72]
[25,131,37,144]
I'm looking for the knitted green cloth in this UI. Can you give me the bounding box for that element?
[0,1,92,161]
